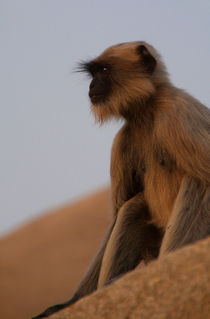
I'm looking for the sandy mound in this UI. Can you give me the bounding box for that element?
[0,188,111,319]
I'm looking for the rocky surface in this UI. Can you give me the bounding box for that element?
[49,236,210,319]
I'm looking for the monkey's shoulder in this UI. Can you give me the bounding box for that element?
[153,88,210,148]
[155,88,210,126]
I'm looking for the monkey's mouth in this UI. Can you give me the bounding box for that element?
[89,94,105,105]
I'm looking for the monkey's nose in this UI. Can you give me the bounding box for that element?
[89,92,93,99]
[89,89,95,98]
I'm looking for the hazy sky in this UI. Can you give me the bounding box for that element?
[0,1,210,235]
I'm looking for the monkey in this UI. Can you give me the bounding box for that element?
[32,41,210,318]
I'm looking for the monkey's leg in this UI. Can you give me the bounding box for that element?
[160,176,210,256]
[32,221,115,318]
[98,193,162,288]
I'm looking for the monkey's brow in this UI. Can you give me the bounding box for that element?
[76,60,110,74]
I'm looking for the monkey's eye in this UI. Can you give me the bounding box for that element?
[98,66,109,74]
[78,61,110,77]
[100,66,110,76]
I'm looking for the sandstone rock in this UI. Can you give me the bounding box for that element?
[49,236,210,319]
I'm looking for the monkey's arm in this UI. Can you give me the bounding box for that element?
[160,175,210,256]
[98,193,162,287]
[32,221,115,318]
[110,124,145,215]
[157,94,210,183]
[96,125,163,287]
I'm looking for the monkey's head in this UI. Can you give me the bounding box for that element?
[79,42,168,123]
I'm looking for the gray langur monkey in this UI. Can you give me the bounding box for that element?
[33,41,210,318]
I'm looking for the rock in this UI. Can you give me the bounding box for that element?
[49,236,210,319]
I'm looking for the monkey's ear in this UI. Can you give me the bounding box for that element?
[136,45,156,74]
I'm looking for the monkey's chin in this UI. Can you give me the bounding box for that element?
[91,103,112,124]
[91,102,103,107]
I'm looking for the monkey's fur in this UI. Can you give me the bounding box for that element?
[33,41,210,318]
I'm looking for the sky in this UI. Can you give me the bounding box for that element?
[0,0,210,235]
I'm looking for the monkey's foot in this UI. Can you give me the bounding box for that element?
[32,302,70,318]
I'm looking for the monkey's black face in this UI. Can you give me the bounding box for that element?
[89,72,112,105]
[79,61,112,105]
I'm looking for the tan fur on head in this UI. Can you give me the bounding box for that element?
[89,41,169,124]
[101,41,169,82]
